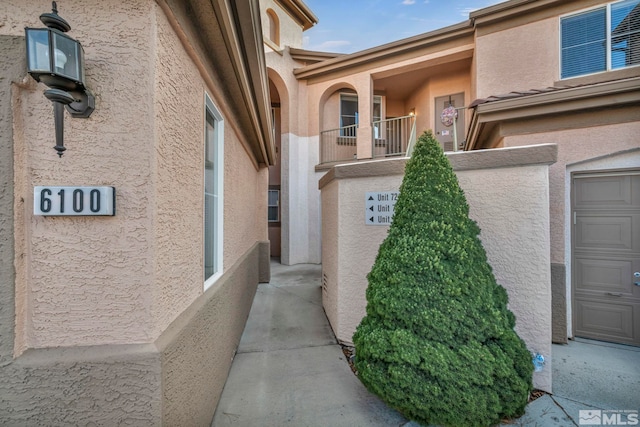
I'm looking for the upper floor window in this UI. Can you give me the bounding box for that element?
[561,0,640,79]
[266,9,280,46]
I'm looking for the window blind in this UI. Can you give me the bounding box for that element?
[561,0,640,79]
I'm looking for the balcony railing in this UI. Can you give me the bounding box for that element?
[319,124,358,164]
[372,115,416,158]
[319,116,417,164]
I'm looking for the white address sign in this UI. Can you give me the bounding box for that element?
[34,186,115,216]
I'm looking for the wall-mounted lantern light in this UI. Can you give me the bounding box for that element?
[25,1,94,157]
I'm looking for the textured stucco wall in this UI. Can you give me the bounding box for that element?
[0,345,162,425]
[475,17,557,98]
[321,180,339,330]
[0,242,268,425]
[0,36,23,368]
[503,123,640,265]
[153,3,205,338]
[1,0,271,423]
[5,0,157,350]
[158,242,265,426]
[320,144,556,392]
[3,0,269,349]
[260,0,306,50]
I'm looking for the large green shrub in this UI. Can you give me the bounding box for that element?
[353,131,533,427]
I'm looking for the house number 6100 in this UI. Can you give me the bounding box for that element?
[34,186,115,216]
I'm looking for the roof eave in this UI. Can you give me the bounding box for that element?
[275,0,318,30]
[465,77,640,150]
[293,20,473,80]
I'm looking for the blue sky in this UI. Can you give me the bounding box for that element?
[302,0,508,53]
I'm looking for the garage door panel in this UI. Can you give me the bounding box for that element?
[574,299,637,344]
[574,257,636,296]
[574,214,638,252]
[574,175,633,209]
[572,170,640,346]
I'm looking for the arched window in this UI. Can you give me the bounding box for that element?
[266,9,280,46]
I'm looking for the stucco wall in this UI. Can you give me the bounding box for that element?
[266,47,321,265]
[0,36,23,368]
[8,0,157,351]
[1,0,271,423]
[157,242,266,425]
[407,68,471,138]
[475,17,557,98]
[153,4,206,338]
[3,0,269,349]
[503,122,640,265]
[319,144,557,392]
[260,0,305,50]
[0,242,268,425]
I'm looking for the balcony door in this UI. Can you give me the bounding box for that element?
[434,93,465,151]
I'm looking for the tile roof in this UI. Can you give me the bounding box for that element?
[468,85,581,108]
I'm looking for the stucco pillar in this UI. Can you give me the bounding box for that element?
[356,76,373,159]
[0,35,23,366]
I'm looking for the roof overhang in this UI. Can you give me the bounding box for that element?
[158,0,275,166]
[289,47,344,64]
[275,0,318,30]
[465,77,640,150]
[293,21,473,80]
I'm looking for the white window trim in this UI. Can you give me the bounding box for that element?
[268,189,280,222]
[559,0,640,80]
[204,94,224,291]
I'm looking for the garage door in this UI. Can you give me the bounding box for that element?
[572,170,640,346]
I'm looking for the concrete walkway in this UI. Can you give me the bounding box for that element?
[212,262,640,426]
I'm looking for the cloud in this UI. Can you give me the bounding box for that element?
[402,0,416,4]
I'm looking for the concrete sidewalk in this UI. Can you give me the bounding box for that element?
[212,262,640,426]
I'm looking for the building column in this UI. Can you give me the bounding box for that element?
[355,76,373,159]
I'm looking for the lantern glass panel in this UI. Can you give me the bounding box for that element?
[52,32,81,82]
[26,29,52,73]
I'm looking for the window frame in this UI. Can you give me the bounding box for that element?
[339,93,382,137]
[204,94,224,290]
[268,189,280,223]
[559,0,640,80]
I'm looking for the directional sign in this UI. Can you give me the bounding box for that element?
[365,191,399,225]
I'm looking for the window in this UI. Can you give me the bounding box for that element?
[266,9,280,46]
[561,0,640,79]
[339,94,358,137]
[268,189,279,222]
[204,95,224,288]
[339,94,382,137]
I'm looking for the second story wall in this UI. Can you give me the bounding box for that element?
[261,0,315,51]
[474,0,640,97]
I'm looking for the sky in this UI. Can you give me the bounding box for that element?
[301,0,508,54]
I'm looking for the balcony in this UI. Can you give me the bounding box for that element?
[319,115,416,165]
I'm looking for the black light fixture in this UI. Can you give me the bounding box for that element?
[25,1,94,157]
